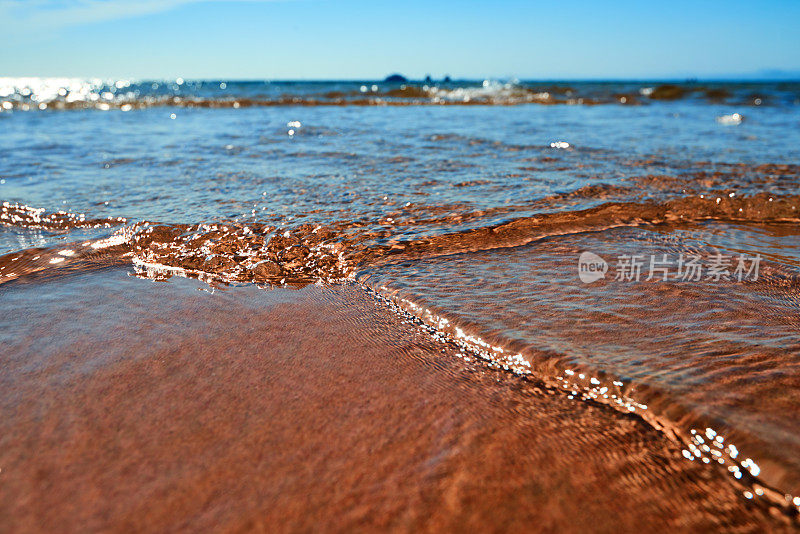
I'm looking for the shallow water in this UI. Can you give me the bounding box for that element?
[1,78,799,527]
[0,268,792,532]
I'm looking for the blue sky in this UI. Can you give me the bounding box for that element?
[0,0,798,79]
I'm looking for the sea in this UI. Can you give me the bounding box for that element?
[1,77,799,531]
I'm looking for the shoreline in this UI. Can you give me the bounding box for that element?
[0,267,791,531]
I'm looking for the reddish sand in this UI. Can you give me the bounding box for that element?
[0,269,789,532]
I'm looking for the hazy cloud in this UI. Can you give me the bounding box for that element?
[0,0,280,32]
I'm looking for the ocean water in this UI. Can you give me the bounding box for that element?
[1,78,800,528]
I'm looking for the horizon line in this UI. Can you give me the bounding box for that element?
[2,75,800,83]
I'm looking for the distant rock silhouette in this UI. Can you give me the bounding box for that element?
[424,75,433,83]
[443,75,452,83]
[384,74,408,83]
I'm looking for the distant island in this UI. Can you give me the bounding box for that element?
[384,74,454,83]
[384,74,408,83]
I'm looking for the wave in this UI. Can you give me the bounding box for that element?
[2,192,798,285]
[0,202,127,230]
[357,274,800,519]
[1,78,796,111]
[0,94,609,110]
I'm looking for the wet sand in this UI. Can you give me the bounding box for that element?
[0,268,791,532]
[365,223,800,495]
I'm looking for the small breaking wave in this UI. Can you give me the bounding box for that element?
[359,279,800,519]
[0,202,127,230]
[2,192,798,285]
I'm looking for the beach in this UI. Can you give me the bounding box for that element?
[0,267,792,532]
